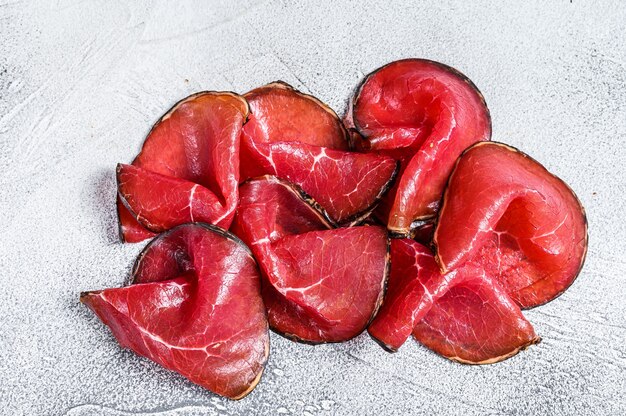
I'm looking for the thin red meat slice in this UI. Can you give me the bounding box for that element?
[241,82,397,224]
[231,176,389,343]
[412,266,540,364]
[433,142,588,308]
[350,59,491,236]
[242,81,348,150]
[117,164,230,232]
[367,239,461,351]
[116,198,156,243]
[118,91,249,242]
[81,223,269,399]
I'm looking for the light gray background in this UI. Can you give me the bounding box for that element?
[1,1,625,415]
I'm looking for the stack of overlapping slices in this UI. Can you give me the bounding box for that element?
[81,59,588,399]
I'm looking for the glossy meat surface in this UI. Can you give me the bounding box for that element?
[367,239,460,351]
[241,83,397,224]
[351,59,491,235]
[232,176,389,343]
[433,142,588,308]
[118,92,248,242]
[82,224,269,399]
[413,266,540,364]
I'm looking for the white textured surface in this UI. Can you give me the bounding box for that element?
[1,1,625,415]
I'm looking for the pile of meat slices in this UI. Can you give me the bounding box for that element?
[81,59,588,399]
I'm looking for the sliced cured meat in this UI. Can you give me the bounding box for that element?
[242,81,348,150]
[241,141,398,224]
[412,266,540,364]
[433,142,588,308]
[241,82,397,224]
[118,164,231,232]
[116,198,156,243]
[118,91,249,242]
[81,223,269,399]
[232,176,389,343]
[350,59,491,236]
[367,239,461,351]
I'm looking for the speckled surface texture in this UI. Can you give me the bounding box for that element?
[1,1,625,415]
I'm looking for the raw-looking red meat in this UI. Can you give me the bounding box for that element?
[81,223,269,399]
[241,82,398,224]
[117,91,249,242]
[367,239,462,351]
[412,265,540,364]
[433,142,588,308]
[350,59,491,236]
[231,176,389,343]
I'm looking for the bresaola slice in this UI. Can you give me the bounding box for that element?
[367,239,540,362]
[232,176,389,343]
[433,142,588,308]
[367,239,461,352]
[81,223,269,399]
[241,82,398,224]
[349,59,492,237]
[118,92,249,242]
[412,266,540,364]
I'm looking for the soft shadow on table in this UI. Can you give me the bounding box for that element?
[88,168,120,245]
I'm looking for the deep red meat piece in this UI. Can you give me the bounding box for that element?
[242,81,348,150]
[350,59,491,236]
[116,197,156,243]
[241,82,398,224]
[118,164,230,232]
[367,239,461,351]
[231,176,389,343]
[433,142,588,308]
[117,91,249,242]
[413,265,540,364]
[81,223,269,399]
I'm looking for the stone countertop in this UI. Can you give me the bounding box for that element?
[1,1,625,415]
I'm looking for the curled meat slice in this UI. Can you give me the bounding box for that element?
[232,176,389,343]
[433,142,588,308]
[413,265,540,364]
[118,91,249,242]
[242,82,397,224]
[81,223,269,399]
[350,59,491,236]
[367,239,461,351]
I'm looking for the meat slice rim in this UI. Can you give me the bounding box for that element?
[432,141,589,309]
[82,222,269,399]
[233,175,391,344]
[118,90,249,242]
[349,58,492,237]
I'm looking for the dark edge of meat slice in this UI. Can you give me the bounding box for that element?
[348,58,492,141]
[431,141,589,310]
[270,234,392,345]
[387,218,434,240]
[80,221,270,399]
[338,160,401,227]
[128,222,255,285]
[442,336,542,365]
[245,80,350,148]
[241,174,339,229]
[134,91,250,165]
[117,91,251,242]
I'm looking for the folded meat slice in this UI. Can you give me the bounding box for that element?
[81,223,269,399]
[349,59,491,236]
[412,266,540,364]
[241,82,397,224]
[232,176,389,343]
[433,142,588,308]
[367,239,539,361]
[367,239,461,351]
[117,91,249,242]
